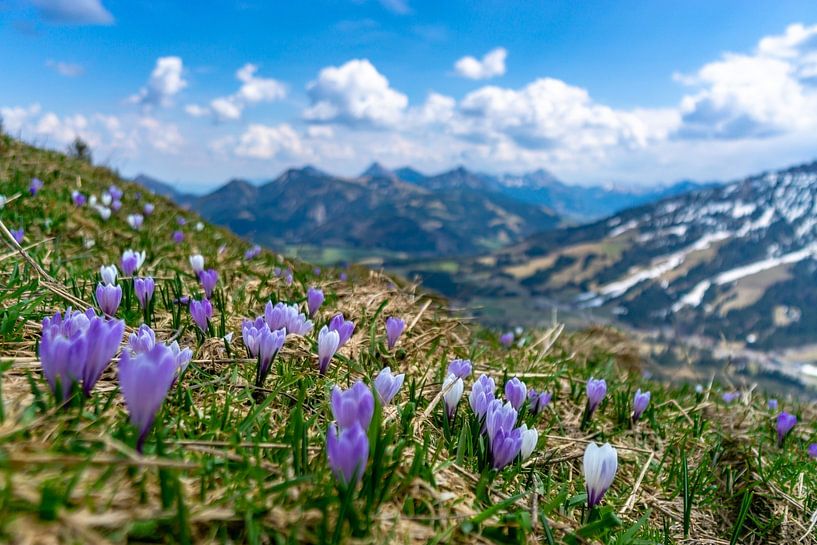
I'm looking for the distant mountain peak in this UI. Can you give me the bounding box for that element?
[361,162,394,179]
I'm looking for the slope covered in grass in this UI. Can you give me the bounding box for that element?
[0,134,816,544]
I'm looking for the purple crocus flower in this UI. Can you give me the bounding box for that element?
[121,249,146,276]
[632,389,651,421]
[442,373,464,420]
[808,444,817,458]
[491,426,523,470]
[177,216,186,226]
[96,283,122,316]
[11,229,23,244]
[469,374,496,419]
[189,298,213,333]
[528,389,552,415]
[586,378,607,418]
[71,191,86,207]
[244,245,261,260]
[328,313,355,348]
[768,399,778,410]
[385,316,405,350]
[486,400,518,440]
[374,367,405,405]
[317,326,340,374]
[127,214,144,230]
[128,324,156,354]
[172,230,184,244]
[777,412,797,447]
[264,302,313,336]
[29,177,44,195]
[169,341,193,374]
[134,277,155,310]
[108,185,123,200]
[331,381,374,430]
[111,200,122,212]
[499,332,514,347]
[505,377,527,410]
[306,287,324,317]
[584,442,618,509]
[119,343,179,452]
[722,391,739,404]
[81,313,125,396]
[143,203,155,215]
[447,359,472,379]
[241,317,266,357]
[255,326,286,386]
[339,272,348,281]
[198,269,218,298]
[327,423,369,485]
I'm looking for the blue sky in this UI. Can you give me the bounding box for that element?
[2,1,817,190]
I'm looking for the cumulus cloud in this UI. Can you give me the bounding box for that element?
[130,56,187,108]
[46,60,84,77]
[675,23,817,139]
[186,63,286,121]
[31,0,113,25]
[138,117,184,153]
[454,47,507,80]
[234,123,306,159]
[304,59,408,127]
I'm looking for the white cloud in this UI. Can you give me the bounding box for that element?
[187,63,286,121]
[234,123,307,159]
[32,0,113,25]
[377,0,410,14]
[46,60,84,77]
[454,47,507,80]
[130,56,187,108]
[304,59,408,127]
[138,117,184,153]
[1,104,42,133]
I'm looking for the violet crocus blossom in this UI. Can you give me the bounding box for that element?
[385,316,405,350]
[499,332,514,347]
[128,324,156,354]
[328,313,355,347]
[177,216,186,226]
[505,377,527,410]
[119,342,179,452]
[306,287,324,317]
[29,177,44,195]
[331,381,374,430]
[143,203,155,215]
[317,326,340,374]
[127,214,144,230]
[108,185,123,200]
[99,265,118,286]
[134,277,155,309]
[722,391,739,404]
[527,389,552,415]
[172,230,184,244]
[198,269,218,298]
[72,191,86,206]
[584,442,618,509]
[264,302,313,336]
[255,326,286,386]
[189,254,204,273]
[632,389,651,421]
[491,426,523,470]
[469,374,496,420]
[519,423,538,461]
[111,200,122,212]
[374,367,405,405]
[81,314,125,396]
[809,444,817,458]
[768,399,778,410]
[241,318,267,357]
[447,359,472,379]
[11,229,23,244]
[190,298,213,332]
[586,378,607,418]
[442,373,464,420]
[777,412,797,446]
[244,245,261,260]
[121,249,146,276]
[96,283,122,316]
[327,423,369,485]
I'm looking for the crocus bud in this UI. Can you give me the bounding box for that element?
[108,185,123,200]
[486,400,517,441]
[111,200,122,211]
[134,277,155,309]
[81,314,125,396]
[519,423,538,461]
[241,318,266,357]
[768,399,778,410]
[385,316,405,350]
[328,313,355,347]
[29,177,44,195]
[447,359,472,379]
[374,367,405,405]
[128,324,156,355]
[586,378,607,417]
[121,249,146,276]
[172,230,184,244]
[442,373,464,420]
[584,442,618,509]
[72,191,86,206]
[632,389,651,421]
[198,269,218,298]
[256,326,286,386]
[143,203,155,215]
[528,389,552,415]
[189,254,204,273]
[306,287,324,317]
[505,377,527,410]
[317,326,340,374]
[777,412,797,447]
[96,283,122,316]
[244,245,261,260]
[11,229,23,244]
[469,374,496,419]
[127,214,144,230]
[722,391,739,404]
[331,381,374,430]
[100,265,118,286]
[327,423,369,485]
[809,444,817,458]
[189,298,213,332]
[119,343,180,452]
[499,332,514,347]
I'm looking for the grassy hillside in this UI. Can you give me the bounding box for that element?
[0,134,816,544]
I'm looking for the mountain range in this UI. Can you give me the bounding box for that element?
[135,164,712,260]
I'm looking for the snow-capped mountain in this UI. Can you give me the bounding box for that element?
[482,160,817,349]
